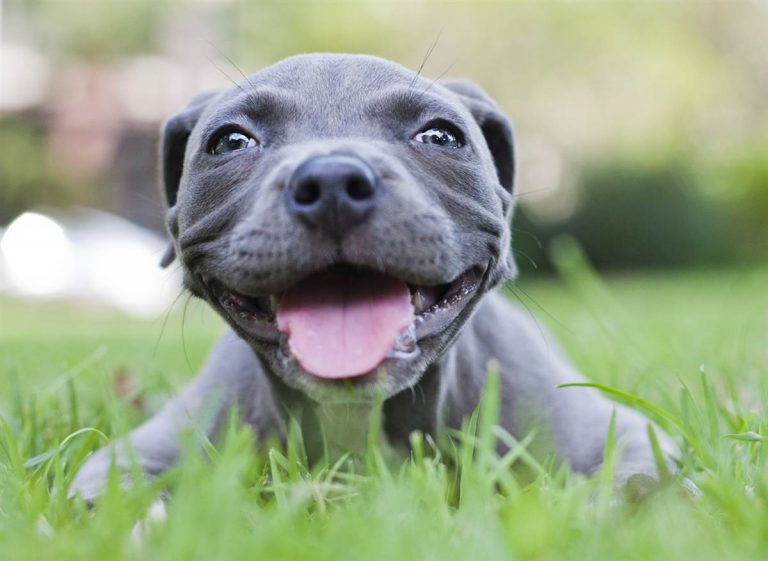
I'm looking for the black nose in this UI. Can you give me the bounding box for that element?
[286,154,378,237]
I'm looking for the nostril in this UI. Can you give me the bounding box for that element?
[346,175,374,201]
[293,180,321,206]
[286,155,378,234]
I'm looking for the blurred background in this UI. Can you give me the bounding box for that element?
[1,0,767,316]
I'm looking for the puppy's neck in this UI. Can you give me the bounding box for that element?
[313,402,382,458]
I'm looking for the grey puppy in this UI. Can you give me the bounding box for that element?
[71,54,674,500]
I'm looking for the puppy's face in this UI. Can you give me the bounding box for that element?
[162,54,515,403]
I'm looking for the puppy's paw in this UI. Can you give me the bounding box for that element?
[68,446,141,503]
[618,472,661,502]
[610,459,674,502]
[130,498,168,546]
[69,448,116,502]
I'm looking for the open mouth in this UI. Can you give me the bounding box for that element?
[208,264,484,380]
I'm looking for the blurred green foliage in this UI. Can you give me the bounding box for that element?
[2,0,766,271]
[231,1,396,61]
[514,155,768,273]
[21,0,170,59]
[568,164,728,268]
[715,145,768,261]
[0,119,72,224]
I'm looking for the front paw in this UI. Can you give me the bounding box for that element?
[68,447,132,502]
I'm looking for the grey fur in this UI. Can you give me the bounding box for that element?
[71,54,675,501]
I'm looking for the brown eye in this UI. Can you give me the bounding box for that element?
[413,127,462,149]
[210,131,258,155]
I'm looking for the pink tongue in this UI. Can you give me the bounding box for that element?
[276,268,414,379]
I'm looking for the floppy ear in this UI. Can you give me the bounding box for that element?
[159,91,217,267]
[160,91,217,208]
[441,79,518,283]
[440,79,515,194]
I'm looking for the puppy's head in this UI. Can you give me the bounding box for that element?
[161,54,515,403]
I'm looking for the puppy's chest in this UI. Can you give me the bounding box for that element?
[312,403,403,462]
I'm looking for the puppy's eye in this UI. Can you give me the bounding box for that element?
[413,126,463,149]
[209,131,258,155]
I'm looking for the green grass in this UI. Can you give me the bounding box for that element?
[1,249,767,560]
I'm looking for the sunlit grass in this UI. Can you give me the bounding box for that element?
[1,249,767,560]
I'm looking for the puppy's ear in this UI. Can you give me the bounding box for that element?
[442,79,518,283]
[159,91,217,268]
[440,79,515,194]
[160,91,217,208]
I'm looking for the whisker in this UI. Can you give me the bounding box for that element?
[506,284,551,352]
[120,190,167,211]
[510,282,575,338]
[206,54,248,96]
[512,185,558,200]
[409,26,444,92]
[512,248,539,271]
[416,382,426,405]
[418,56,459,99]
[408,384,417,407]
[153,288,188,358]
[511,227,544,250]
[206,40,257,95]
[181,293,196,375]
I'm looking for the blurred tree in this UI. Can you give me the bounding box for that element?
[228,1,399,67]
[513,161,740,273]
[0,117,74,223]
[22,0,170,59]
[565,163,732,269]
[714,145,768,261]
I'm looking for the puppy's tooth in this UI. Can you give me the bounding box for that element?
[411,290,425,313]
[268,295,280,313]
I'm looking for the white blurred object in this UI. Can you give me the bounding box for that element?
[114,55,231,125]
[0,212,76,295]
[114,56,191,124]
[0,44,51,111]
[0,208,181,318]
[0,226,4,290]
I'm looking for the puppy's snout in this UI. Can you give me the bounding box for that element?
[286,154,378,238]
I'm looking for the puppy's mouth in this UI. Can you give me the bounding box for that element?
[208,264,484,380]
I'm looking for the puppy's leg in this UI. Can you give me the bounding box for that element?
[548,381,677,482]
[70,331,280,501]
[448,293,677,485]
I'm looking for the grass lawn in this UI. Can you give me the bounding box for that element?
[1,254,767,560]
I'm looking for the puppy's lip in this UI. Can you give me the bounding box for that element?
[207,279,281,341]
[409,265,485,339]
[205,262,486,348]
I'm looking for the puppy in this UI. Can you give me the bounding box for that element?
[71,54,674,499]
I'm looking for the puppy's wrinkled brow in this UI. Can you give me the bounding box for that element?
[365,88,469,128]
[205,88,301,130]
